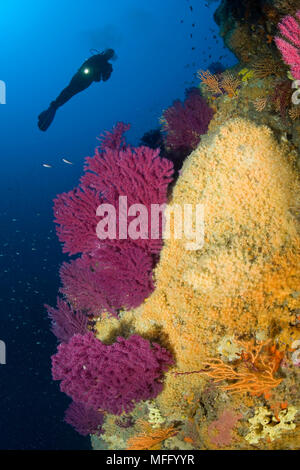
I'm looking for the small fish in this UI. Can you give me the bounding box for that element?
[62,158,73,165]
[42,163,52,168]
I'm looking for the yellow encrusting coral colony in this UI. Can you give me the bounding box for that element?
[92,0,300,451]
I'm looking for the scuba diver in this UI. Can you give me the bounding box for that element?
[38,48,115,131]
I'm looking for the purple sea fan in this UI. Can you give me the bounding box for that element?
[271,79,293,119]
[51,332,174,415]
[82,145,173,204]
[45,297,88,343]
[81,145,174,254]
[64,401,104,436]
[97,121,131,151]
[53,185,102,256]
[275,10,300,80]
[55,124,173,256]
[59,245,154,317]
[161,87,214,154]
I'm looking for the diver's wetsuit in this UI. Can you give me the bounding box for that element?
[38,49,114,131]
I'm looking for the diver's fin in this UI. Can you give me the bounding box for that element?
[38,104,57,131]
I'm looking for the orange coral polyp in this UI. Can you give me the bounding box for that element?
[201,341,283,398]
[126,424,178,450]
